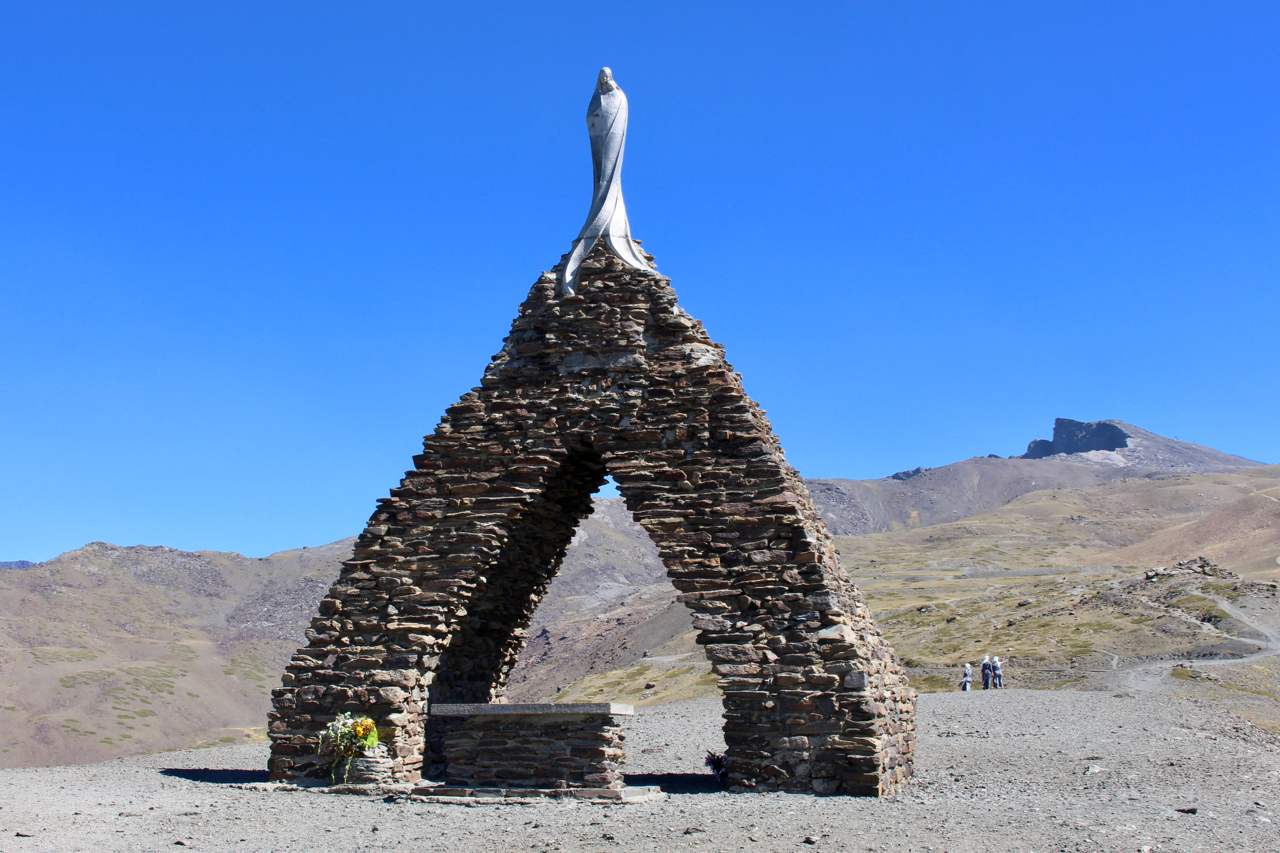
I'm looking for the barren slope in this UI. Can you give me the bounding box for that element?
[505,498,691,702]
[808,457,1122,535]
[0,539,352,767]
[1099,486,1280,577]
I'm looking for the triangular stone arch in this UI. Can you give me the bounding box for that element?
[269,244,916,795]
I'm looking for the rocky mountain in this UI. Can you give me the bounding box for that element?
[0,560,34,569]
[808,418,1265,535]
[1019,418,1263,472]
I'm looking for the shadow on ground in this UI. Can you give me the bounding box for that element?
[625,773,722,795]
[160,768,271,784]
[160,767,721,793]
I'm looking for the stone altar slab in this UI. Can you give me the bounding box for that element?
[434,702,631,789]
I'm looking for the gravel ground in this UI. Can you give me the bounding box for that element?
[1,690,1277,853]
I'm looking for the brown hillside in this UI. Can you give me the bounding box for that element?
[1096,485,1280,580]
[0,499,670,768]
[808,457,1121,535]
[0,539,351,768]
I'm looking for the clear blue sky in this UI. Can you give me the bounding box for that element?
[3,3,1277,561]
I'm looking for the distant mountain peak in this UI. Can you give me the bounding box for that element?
[1021,418,1132,459]
[1018,418,1262,474]
[808,418,1266,537]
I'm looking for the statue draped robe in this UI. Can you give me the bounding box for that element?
[559,68,653,296]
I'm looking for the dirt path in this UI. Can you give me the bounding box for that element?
[1215,598,1280,654]
[1,692,1276,853]
[1113,592,1279,694]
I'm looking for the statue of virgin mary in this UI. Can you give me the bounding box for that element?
[559,68,654,296]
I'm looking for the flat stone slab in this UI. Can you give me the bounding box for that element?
[410,784,664,804]
[233,781,415,797]
[229,780,666,804]
[430,702,634,716]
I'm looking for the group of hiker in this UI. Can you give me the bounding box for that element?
[959,654,1005,691]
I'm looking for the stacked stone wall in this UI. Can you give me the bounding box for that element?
[269,244,916,795]
[440,712,625,789]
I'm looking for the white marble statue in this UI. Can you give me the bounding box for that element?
[558,67,653,296]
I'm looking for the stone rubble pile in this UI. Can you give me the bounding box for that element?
[269,243,915,795]
[1145,557,1235,581]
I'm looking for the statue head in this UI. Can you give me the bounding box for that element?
[597,67,617,92]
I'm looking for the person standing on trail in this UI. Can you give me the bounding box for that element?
[992,656,1005,688]
[981,655,993,689]
[960,662,973,691]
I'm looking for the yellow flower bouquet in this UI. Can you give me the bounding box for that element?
[318,712,383,782]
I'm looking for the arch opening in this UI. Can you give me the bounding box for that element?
[505,486,686,706]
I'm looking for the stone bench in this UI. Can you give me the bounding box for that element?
[429,703,633,790]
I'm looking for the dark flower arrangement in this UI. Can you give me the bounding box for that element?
[704,751,727,782]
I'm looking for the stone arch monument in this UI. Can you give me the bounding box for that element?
[269,69,915,796]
